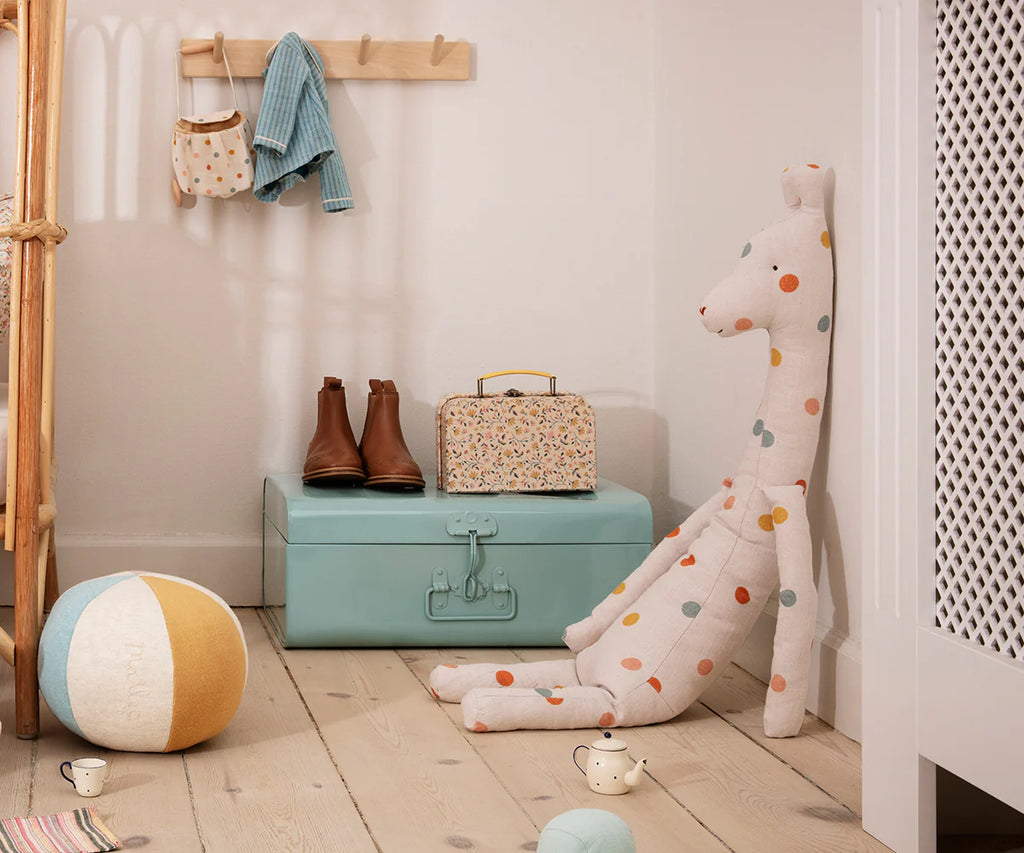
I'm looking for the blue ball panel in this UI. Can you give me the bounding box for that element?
[39,574,133,738]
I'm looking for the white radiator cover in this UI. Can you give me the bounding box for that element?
[935,0,1024,661]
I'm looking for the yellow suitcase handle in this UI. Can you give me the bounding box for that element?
[477,370,557,397]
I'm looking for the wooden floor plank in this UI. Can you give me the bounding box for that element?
[0,606,888,853]
[268,619,541,852]
[622,703,889,853]
[22,588,200,850]
[186,609,377,853]
[403,647,730,853]
[29,697,200,849]
[511,648,888,853]
[0,610,34,819]
[699,663,864,814]
[2,609,185,848]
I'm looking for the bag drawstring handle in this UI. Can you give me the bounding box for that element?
[174,48,241,120]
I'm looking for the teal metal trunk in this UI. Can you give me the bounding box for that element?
[262,474,653,647]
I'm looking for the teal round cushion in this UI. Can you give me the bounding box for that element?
[537,809,636,853]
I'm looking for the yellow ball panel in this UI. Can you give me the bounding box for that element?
[142,576,247,752]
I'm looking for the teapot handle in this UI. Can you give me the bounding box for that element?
[572,745,589,774]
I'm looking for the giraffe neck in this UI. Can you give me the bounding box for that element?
[734,325,831,490]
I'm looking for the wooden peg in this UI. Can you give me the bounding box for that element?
[358,33,371,65]
[180,31,224,63]
[430,33,444,66]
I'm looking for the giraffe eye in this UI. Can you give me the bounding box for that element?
[772,265,778,271]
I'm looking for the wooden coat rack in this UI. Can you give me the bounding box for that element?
[179,32,470,80]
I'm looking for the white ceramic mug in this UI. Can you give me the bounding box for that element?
[60,758,108,797]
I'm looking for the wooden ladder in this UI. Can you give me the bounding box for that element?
[0,0,66,739]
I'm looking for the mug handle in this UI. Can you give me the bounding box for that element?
[59,761,75,786]
[572,745,589,774]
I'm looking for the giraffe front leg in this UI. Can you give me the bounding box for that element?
[762,484,817,737]
[463,674,679,732]
[462,684,618,732]
[562,484,729,653]
[429,657,579,703]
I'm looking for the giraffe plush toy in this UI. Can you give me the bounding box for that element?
[430,164,834,738]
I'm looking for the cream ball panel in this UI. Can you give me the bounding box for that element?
[65,577,175,751]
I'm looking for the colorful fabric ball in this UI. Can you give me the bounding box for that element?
[38,572,247,752]
[537,809,636,853]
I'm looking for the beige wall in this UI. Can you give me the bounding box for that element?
[0,0,658,600]
[652,0,863,736]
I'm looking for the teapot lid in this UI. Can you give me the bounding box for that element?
[592,731,627,751]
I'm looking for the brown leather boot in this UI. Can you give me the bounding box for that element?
[359,379,425,489]
[302,377,366,485]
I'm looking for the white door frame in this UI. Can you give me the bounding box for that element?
[862,2,1024,850]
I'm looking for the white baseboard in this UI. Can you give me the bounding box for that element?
[0,534,264,607]
[734,606,862,742]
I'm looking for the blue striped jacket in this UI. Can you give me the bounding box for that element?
[253,33,353,212]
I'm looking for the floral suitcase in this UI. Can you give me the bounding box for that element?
[436,370,597,493]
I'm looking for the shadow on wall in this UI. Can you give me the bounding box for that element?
[648,409,701,537]
[808,395,850,724]
[588,401,659,503]
[56,16,440,534]
[807,169,850,724]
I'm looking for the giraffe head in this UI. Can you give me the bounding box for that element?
[699,164,833,340]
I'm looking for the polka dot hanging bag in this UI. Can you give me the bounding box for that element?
[171,48,254,200]
[0,192,13,342]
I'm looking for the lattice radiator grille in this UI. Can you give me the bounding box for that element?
[935,0,1024,660]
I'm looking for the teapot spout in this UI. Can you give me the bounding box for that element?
[624,758,647,787]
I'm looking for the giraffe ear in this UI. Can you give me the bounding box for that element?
[781,163,827,211]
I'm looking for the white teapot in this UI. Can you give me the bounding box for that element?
[572,732,648,795]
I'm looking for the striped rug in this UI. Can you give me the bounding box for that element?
[0,808,121,852]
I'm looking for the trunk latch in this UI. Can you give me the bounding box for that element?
[424,512,517,621]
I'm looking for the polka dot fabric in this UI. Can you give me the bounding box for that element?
[0,193,13,343]
[172,110,255,199]
[429,165,833,738]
